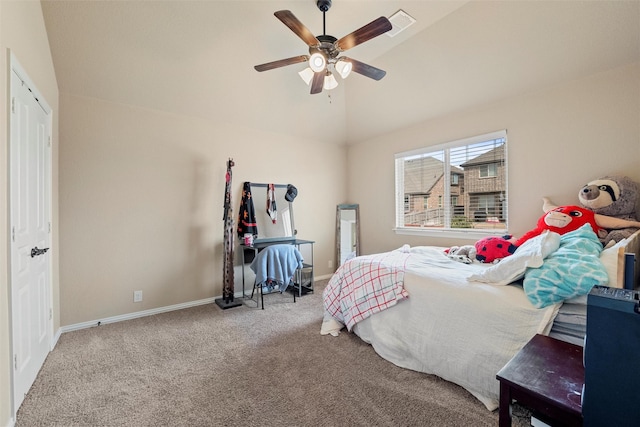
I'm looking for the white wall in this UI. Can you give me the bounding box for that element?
[59,94,346,326]
[347,62,640,254]
[0,1,59,424]
[345,1,639,143]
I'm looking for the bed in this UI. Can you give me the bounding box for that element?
[321,226,640,411]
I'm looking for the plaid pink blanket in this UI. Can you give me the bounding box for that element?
[323,249,412,331]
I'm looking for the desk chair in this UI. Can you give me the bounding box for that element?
[249,244,304,309]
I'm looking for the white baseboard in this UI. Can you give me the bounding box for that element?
[52,327,62,348]
[57,276,331,335]
[60,295,222,334]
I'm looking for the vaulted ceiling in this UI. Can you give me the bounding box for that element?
[41,1,640,145]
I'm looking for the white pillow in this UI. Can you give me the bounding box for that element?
[599,237,627,288]
[468,231,561,286]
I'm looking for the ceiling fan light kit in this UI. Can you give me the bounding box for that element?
[335,58,352,79]
[323,72,339,90]
[308,52,327,72]
[254,0,393,95]
[298,67,315,85]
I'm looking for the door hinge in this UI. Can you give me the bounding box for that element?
[12,226,16,242]
[48,222,51,233]
[14,354,17,370]
[49,308,53,320]
[11,97,15,114]
[48,136,52,147]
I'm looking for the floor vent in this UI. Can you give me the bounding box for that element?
[387,9,416,38]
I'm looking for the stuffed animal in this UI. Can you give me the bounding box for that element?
[446,236,516,264]
[578,176,640,245]
[515,204,602,247]
[515,197,640,247]
[474,235,517,263]
[445,245,477,264]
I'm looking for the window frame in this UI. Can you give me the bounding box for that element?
[394,130,508,239]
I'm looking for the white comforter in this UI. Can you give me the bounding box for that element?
[322,246,560,411]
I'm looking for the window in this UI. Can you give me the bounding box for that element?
[479,163,497,178]
[395,130,507,237]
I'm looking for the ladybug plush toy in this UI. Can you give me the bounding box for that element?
[474,235,517,263]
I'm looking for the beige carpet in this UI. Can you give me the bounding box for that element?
[16,279,531,426]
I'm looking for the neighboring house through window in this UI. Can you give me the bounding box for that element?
[395,130,507,237]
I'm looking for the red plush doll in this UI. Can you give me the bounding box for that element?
[515,197,640,248]
[515,205,603,247]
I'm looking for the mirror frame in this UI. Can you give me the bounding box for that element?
[336,204,360,268]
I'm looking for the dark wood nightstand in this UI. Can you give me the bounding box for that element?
[496,334,584,427]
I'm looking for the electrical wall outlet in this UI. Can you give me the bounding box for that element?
[328,259,333,268]
[133,290,143,303]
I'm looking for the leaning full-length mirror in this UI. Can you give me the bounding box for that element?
[336,204,360,267]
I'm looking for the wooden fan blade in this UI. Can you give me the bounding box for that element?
[254,55,308,72]
[310,71,324,94]
[346,58,387,81]
[274,10,320,47]
[335,17,392,52]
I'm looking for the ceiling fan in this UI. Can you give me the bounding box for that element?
[254,0,393,95]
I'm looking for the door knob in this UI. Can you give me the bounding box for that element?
[31,247,49,258]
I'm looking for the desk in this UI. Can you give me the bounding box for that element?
[240,239,314,298]
[496,334,583,427]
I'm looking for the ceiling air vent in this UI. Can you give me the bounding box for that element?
[386,9,416,38]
